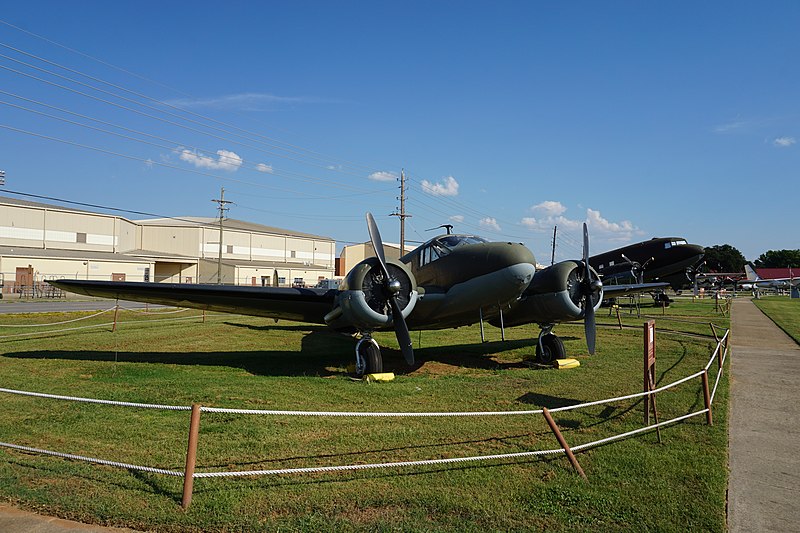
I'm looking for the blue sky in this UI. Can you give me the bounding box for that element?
[0,2,797,262]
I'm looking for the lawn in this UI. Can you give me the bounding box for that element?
[0,298,730,532]
[752,296,800,344]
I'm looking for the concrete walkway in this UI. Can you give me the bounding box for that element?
[0,504,135,532]
[729,298,800,532]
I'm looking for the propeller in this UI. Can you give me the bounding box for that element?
[366,213,415,365]
[581,223,602,355]
[621,254,653,284]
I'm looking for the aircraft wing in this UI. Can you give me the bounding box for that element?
[602,282,670,296]
[48,280,336,324]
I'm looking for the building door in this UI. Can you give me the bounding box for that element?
[112,273,126,282]
[15,266,33,292]
[261,276,269,287]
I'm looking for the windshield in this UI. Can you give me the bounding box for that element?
[437,235,488,249]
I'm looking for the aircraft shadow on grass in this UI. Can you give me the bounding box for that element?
[1,326,577,377]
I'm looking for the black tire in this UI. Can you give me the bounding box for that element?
[535,334,565,364]
[356,342,383,377]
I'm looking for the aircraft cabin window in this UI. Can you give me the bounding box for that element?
[664,242,672,249]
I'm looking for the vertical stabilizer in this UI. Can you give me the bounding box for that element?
[744,264,760,281]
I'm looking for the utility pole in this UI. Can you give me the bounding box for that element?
[212,187,232,284]
[389,169,411,255]
[550,225,558,265]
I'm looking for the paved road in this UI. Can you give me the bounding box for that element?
[729,298,800,532]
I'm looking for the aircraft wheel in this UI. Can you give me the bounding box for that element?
[535,334,565,364]
[356,341,383,377]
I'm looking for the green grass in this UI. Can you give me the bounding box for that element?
[752,296,800,344]
[0,299,730,531]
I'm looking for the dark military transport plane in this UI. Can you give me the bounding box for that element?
[590,237,705,292]
[51,214,656,376]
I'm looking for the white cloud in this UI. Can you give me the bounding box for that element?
[521,215,581,232]
[256,163,273,173]
[773,136,796,147]
[177,148,243,172]
[479,217,501,232]
[421,176,459,196]
[368,171,398,182]
[531,200,567,217]
[449,215,464,223]
[585,209,638,241]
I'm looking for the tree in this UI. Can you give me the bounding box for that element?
[703,244,746,273]
[754,249,800,268]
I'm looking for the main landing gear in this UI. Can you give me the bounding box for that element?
[354,335,383,377]
[535,326,566,364]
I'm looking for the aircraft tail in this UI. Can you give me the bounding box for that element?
[744,264,760,281]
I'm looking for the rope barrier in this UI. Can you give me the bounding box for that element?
[0,321,730,493]
[118,306,191,314]
[192,447,564,478]
[0,307,115,327]
[571,410,709,452]
[0,321,114,339]
[0,388,192,411]
[200,406,545,417]
[0,441,183,476]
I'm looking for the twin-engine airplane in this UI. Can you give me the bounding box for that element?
[589,237,705,291]
[50,214,653,376]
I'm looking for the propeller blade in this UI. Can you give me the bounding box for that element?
[365,212,415,366]
[366,213,389,277]
[390,298,415,365]
[584,299,596,355]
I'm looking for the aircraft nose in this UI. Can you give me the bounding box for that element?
[485,242,537,285]
[686,244,705,260]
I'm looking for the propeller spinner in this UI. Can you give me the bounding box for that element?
[366,213,415,365]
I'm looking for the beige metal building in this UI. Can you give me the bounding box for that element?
[0,196,335,295]
[337,241,416,276]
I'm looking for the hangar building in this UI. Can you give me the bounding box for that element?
[0,195,335,296]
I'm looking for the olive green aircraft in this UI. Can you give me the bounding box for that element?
[50,214,659,376]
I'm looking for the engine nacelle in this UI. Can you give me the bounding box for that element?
[324,257,418,332]
[495,260,602,327]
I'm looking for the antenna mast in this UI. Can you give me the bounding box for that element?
[212,187,233,284]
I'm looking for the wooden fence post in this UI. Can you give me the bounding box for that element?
[542,408,587,480]
[701,371,713,426]
[182,403,202,510]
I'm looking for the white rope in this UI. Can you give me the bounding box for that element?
[704,330,729,371]
[710,347,728,404]
[548,370,705,413]
[118,306,191,314]
[0,387,191,411]
[0,307,115,327]
[193,447,564,478]
[200,406,544,417]
[0,441,183,476]
[571,410,709,452]
[0,321,114,339]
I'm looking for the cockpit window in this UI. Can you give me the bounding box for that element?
[437,235,488,249]
[664,239,688,249]
[417,235,487,267]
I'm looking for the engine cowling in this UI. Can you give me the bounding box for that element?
[495,260,603,327]
[324,257,418,332]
